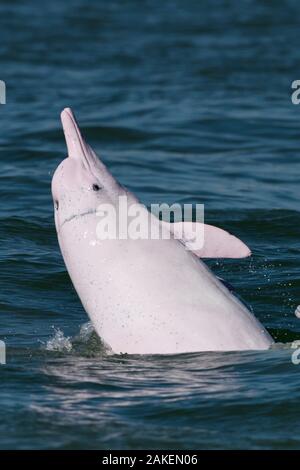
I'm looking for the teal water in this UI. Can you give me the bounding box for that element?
[1,0,300,449]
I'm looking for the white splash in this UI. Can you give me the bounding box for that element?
[45,327,72,352]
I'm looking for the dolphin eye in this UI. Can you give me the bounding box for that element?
[92,184,101,191]
[54,200,59,210]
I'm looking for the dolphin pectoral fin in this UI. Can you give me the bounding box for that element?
[162,221,251,259]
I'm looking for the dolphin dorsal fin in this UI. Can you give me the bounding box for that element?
[161,221,251,259]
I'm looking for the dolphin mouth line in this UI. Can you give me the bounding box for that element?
[60,208,97,228]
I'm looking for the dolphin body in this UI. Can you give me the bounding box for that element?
[52,108,273,354]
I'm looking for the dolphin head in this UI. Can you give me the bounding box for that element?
[52,108,124,231]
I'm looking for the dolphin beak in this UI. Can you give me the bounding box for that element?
[61,107,86,161]
[60,107,120,189]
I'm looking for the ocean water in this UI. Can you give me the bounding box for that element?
[1,0,300,450]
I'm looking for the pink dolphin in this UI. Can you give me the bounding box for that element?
[51,108,273,354]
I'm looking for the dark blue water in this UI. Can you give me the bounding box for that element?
[1,0,300,449]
